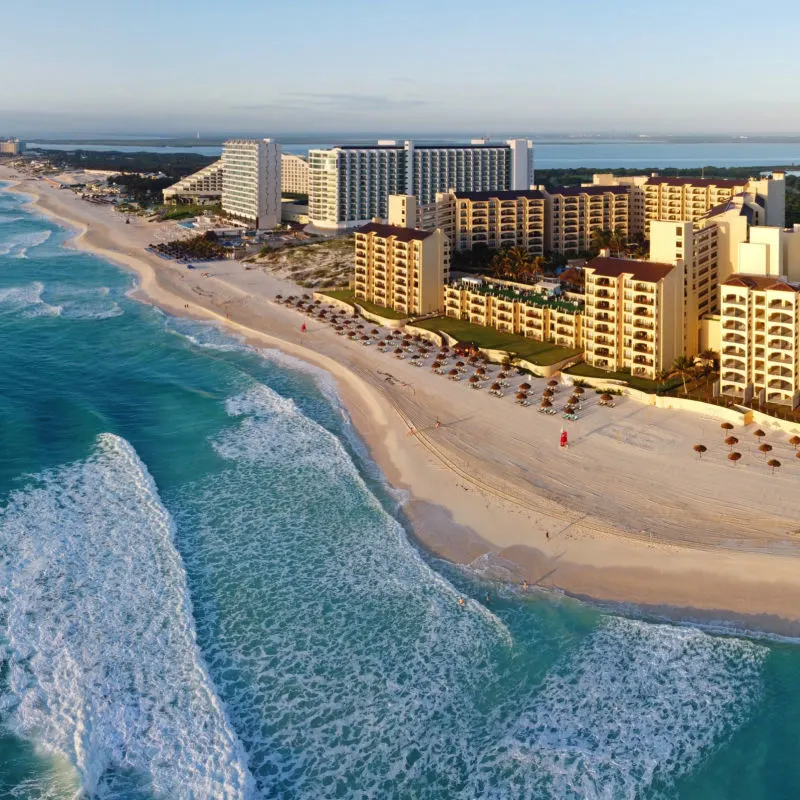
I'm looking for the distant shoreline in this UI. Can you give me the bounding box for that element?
[5,164,800,640]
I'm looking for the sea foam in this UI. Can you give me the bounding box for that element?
[0,434,254,798]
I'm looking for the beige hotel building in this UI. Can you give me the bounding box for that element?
[583,256,684,380]
[354,222,449,316]
[543,186,631,256]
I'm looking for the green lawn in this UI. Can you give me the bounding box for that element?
[319,290,409,320]
[414,316,581,366]
[565,362,683,392]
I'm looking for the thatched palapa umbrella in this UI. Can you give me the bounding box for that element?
[693,444,707,459]
[476,366,486,376]
[394,347,403,355]
[448,368,459,376]
[468,375,480,384]
[543,387,554,397]
[490,382,502,391]
[547,379,559,388]
[725,435,739,451]
[759,443,773,458]
[768,458,781,474]
[519,382,531,391]
[516,391,528,401]
[753,428,766,443]
[456,361,465,368]
[728,452,742,465]
[600,393,613,403]
[790,435,800,451]
[573,386,585,395]
[721,422,734,436]
[540,397,552,408]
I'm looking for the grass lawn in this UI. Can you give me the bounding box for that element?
[415,316,581,366]
[565,362,684,392]
[319,290,409,320]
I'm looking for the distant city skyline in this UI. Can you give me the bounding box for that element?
[3,0,800,137]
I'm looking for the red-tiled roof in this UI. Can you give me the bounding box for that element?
[645,176,746,188]
[723,274,800,292]
[356,222,433,242]
[453,189,544,201]
[585,256,675,282]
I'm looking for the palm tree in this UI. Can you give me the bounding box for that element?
[698,348,719,370]
[491,250,511,279]
[505,246,531,281]
[611,226,627,255]
[591,228,612,255]
[671,355,694,395]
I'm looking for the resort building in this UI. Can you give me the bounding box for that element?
[543,186,631,256]
[444,276,583,349]
[719,275,800,407]
[308,139,534,230]
[280,154,309,195]
[419,190,546,255]
[642,172,785,236]
[585,173,649,236]
[221,138,281,229]
[354,222,449,316]
[583,255,684,380]
[0,138,24,156]
[162,159,224,205]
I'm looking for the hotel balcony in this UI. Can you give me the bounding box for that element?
[724,307,746,319]
[769,312,793,323]
[768,326,794,337]
[633,295,652,304]
[769,366,794,377]
[633,343,653,354]
[723,345,746,356]
[632,319,654,330]
[769,352,793,363]
[768,378,794,391]
[633,330,654,341]
[632,283,655,293]
[723,371,747,382]
[595,301,611,310]
[633,307,653,317]
[723,321,746,331]
[768,340,793,350]
[769,300,794,310]
[724,358,747,371]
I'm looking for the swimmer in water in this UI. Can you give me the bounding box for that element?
[458,597,465,607]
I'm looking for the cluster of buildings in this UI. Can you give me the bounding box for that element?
[0,138,25,156]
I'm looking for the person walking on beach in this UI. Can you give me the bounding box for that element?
[435,418,441,429]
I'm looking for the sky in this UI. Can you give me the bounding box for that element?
[2,0,800,137]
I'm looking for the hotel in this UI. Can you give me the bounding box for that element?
[444,277,583,350]
[543,186,631,256]
[420,189,546,255]
[583,255,684,380]
[221,138,281,229]
[0,138,24,156]
[308,139,534,230]
[280,154,309,195]
[354,222,449,317]
[162,159,224,205]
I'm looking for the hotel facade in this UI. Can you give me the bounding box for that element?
[162,159,224,205]
[354,222,449,317]
[280,154,309,195]
[221,138,281,229]
[308,139,534,230]
[444,277,583,350]
[0,138,24,156]
[583,256,684,380]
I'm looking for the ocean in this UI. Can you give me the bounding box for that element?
[0,184,799,799]
[24,139,800,169]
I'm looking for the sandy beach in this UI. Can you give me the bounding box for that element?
[4,164,800,636]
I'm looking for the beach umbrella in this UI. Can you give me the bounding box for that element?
[413,333,422,341]
[404,333,412,339]
[371,328,379,335]
[275,294,283,300]
[498,372,507,380]
[314,299,321,305]
[600,393,613,402]
[728,451,742,465]
[394,347,403,354]
[540,397,552,408]
[768,458,781,474]
[547,379,559,388]
[418,346,428,353]
[302,294,311,300]
[573,386,585,395]
[790,435,800,450]
[725,435,739,450]
[759,443,773,457]
[335,325,343,332]
[410,353,420,360]
[516,391,528,401]
[693,444,707,459]
[476,366,486,375]
[456,361,465,368]
[448,368,459,376]
[468,355,479,364]
[490,382,502,391]
[468,375,479,384]
[357,324,365,330]
[347,330,357,338]
[432,361,443,370]
[569,394,580,405]
[721,422,734,436]
[543,387,554,397]
[519,382,531,391]
[360,334,369,341]
[753,428,766,443]
[440,345,449,352]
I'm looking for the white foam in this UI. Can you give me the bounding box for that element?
[0,229,52,258]
[0,281,62,317]
[0,434,254,798]
[469,616,767,799]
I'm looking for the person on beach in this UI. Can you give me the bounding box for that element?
[522,580,528,592]
[301,323,306,333]
[560,429,568,449]
[546,531,550,540]
[435,419,441,429]
[485,592,491,604]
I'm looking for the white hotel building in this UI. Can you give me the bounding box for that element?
[308,138,534,230]
[221,138,281,229]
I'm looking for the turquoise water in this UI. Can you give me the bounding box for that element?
[0,185,799,799]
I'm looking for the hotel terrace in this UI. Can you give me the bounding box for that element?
[583,256,684,381]
[354,222,449,317]
[719,275,800,408]
[444,277,583,350]
[543,186,631,256]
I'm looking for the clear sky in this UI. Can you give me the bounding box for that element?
[3,0,799,137]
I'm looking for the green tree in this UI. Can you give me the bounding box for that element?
[591,228,612,255]
[671,355,695,395]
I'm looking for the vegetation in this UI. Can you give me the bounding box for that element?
[319,290,409,320]
[414,316,581,365]
[490,246,545,282]
[256,237,354,288]
[151,232,225,260]
[786,174,800,227]
[564,362,683,392]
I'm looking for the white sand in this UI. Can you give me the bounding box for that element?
[4,164,800,636]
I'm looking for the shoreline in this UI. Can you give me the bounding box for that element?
[4,167,800,638]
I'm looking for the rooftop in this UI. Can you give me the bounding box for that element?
[645,176,746,189]
[723,275,800,293]
[585,256,675,282]
[356,222,434,242]
[547,185,629,197]
[452,189,545,201]
[450,278,582,314]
